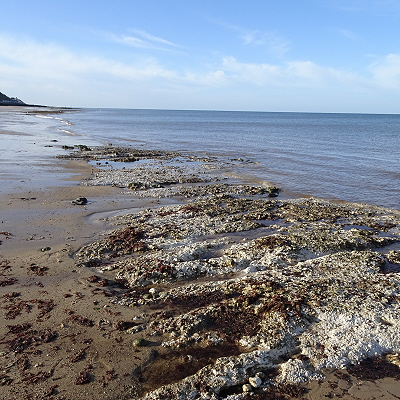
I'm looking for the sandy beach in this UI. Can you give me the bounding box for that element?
[1,143,400,400]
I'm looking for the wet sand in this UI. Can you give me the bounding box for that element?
[1,149,400,400]
[0,161,151,399]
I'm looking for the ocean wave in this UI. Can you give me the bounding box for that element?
[59,118,73,126]
[57,128,79,136]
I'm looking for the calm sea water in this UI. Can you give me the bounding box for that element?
[1,108,399,210]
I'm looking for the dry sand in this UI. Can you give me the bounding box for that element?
[1,157,400,400]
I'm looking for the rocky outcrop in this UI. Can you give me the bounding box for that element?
[71,146,400,399]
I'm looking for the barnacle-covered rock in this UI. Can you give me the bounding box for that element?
[73,174,400,399]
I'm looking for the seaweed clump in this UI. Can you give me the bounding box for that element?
[3,329,58,353]
[108,227,149,256]
[348,356,400,380]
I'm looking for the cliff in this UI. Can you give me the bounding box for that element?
[0,91,45,107]
[0,91,12,101]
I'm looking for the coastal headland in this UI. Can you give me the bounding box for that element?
[0,91,45,107]
[1,139,400,399]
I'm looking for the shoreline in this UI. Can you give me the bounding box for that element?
[1,145,400,399]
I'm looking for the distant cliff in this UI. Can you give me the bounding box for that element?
[0,91,27,105]
[0,92,10,101]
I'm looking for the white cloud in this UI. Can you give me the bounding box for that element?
[182,69,228,87]
[368,54,400,88]
[1,33,400,111]
[222,56,281,84]
[221,57,362,89]
[0,35,178,79]
[0,35,184,106]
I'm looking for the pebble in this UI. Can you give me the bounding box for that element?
[249,376,262,388]
[133,338,147,347]
[71,197,88,205]
[242,384,252,392]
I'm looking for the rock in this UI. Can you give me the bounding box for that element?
[133,338,147,347]
[128,182,147,190]
[242,384,252,392]
[267,186,281,197]
[149,287,158,298]
[70,171,400,399]
[249,375,262,388]
[71,197,88,205]
[76,145,91,151]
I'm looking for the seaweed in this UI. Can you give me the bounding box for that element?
[108,227,149,255]
[22,370,52,384]
[7,322,32,334]
[251,235,289,249]
[169,289,237,311]
[0,277,18,286]
[70,346,89,362]
[43,384,58,397]
[0,259,12,271]
[2,291,20,300]
[348,356,400,380]
[0,374,13,386]
[100,369,117,387]
[17,354,30,372]
[114,320,138,331]
[4,300,32,319]
[74,364,93,385]
[27,264,49,276]
[69,313,95,327]
[32,299,56,319]
[210,303,261,339]
[4,329,58,353]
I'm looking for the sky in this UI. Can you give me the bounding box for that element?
[1,0,400,113]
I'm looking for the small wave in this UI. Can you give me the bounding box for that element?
[59,118,73,126]
[35,115,54,119]
[57,128,80,136]
[35,115,73,127]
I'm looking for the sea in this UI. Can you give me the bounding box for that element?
[1,107,399,210]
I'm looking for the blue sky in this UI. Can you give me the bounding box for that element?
[1,0,400,112]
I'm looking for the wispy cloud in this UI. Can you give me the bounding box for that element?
[106,29,182,51]
[129,29,180,47]
[209,18,290,57]
[337,28,359,41]
[241,30,290,56]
